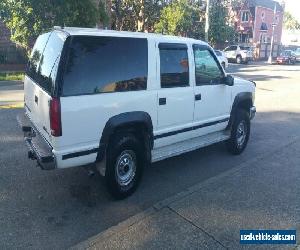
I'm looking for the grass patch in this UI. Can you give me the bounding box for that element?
[0,103,24,109]
[0,72,24,81]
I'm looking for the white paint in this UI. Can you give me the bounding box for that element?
[23,28,255,169]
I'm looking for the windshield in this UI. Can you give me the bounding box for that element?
[240,46,250,51]
[281,51,292,56]
[26,31,65,94]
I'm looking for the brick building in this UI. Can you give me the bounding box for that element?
[233,0,284,45]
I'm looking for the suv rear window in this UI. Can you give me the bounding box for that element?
[26,31,65,94]
[62,36,148,96]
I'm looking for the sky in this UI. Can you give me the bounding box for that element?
[281,0,300,22]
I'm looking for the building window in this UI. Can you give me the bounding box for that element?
[241,11,249,22]
[275,16,279,24]
[261,12,265,21]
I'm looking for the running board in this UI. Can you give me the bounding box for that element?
[151,130,231,163]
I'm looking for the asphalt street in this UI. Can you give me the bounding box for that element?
[0,62,300,249]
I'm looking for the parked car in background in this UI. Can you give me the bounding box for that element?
[276,50,296,65]
[224,45,253,64]
[214,50,228,68]
[294,48,300,62]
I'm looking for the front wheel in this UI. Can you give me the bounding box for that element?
[105,133,144,199]
[226,110,250,155]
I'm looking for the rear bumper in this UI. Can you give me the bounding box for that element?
[250,106,256,120]
[17,112,56,170]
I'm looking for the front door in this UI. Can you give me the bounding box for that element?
[192,45,232,134]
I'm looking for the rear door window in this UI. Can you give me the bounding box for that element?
[26,31,65,94]
[159,43,189,88]
[62,36,148,96]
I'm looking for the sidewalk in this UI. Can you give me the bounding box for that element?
[75,138,300,250]
[0,80,24,108]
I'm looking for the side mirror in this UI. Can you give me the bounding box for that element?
[223,75,234,86]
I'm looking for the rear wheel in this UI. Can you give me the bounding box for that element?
[105,132,144,199]
[227,109,250,155]
[222,62,226,69]
[236,55,242,64]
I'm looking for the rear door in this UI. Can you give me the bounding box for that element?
[155,43,194,147]
[24,31,66,142]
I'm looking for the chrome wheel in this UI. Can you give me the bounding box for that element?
[115,150,136,187]
[236,120,247,148]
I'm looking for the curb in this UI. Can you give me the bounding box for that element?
[73,136,300,249]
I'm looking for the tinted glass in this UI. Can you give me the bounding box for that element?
[224,46,237,51]
[26,32,65,94]
[240,46,250,51]
[281,51,291,56]
[194,46,224,86]
[159,46,189,88]
[62,36,148,96]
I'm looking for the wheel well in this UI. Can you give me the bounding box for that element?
[237,99,252,115]
[108,122,152,163]
[227,97,252,130]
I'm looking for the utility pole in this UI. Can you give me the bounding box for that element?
[205,0,210,42]
[268,3,277,64]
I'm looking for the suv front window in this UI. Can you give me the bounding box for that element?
[193,46,224,86]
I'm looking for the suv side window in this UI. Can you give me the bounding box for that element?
[193,45,224,86]
[62,36,148,96]
[159,43,189,88]
[27,32,64,94]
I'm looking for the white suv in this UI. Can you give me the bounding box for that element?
[18,27,256,199]
[224,45,253,64]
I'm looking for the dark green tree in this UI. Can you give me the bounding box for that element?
[0,0,108,52]
[154,0,205,38]
[208,0,236,47]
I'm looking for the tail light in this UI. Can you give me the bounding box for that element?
[50,97,62,137]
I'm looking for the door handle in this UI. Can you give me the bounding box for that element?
[159,97,166,105]
[34,95,38,104]
[195,94,201,101]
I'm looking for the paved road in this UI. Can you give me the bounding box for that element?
[0,62,300,249]
[0,81,23,106]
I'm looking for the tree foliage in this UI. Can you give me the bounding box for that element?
[154,0,205,38]
[0,0,239,52]
[208,0,236,47]
[111,0,164,32]
[0,0,108,51]
[284,11,300,30]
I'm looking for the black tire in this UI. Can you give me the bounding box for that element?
[236,55,242,64]
[222,62,226,69]
[105,132,144,199]
[226,109,250,155]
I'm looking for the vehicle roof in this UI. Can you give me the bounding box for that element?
[54,27,208,45]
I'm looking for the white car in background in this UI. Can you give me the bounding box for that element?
[215,50,228,68]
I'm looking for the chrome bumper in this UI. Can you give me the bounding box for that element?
[250,106,256,120]
[17,112,56,170]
